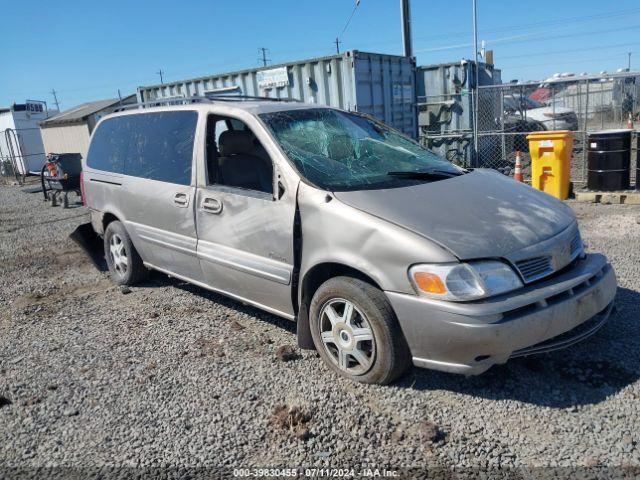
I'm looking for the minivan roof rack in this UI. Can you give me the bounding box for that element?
[205,94,302,103]
[113,95,302,112]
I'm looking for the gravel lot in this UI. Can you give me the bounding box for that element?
[1,180,639,476]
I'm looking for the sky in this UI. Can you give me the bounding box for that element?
[1,0,639,110]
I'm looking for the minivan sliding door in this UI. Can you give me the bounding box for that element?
[117,110,202,281]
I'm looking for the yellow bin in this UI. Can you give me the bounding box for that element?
[526,130,573,200]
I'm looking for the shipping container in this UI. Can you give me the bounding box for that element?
[416,61,501,165]
[416,60,501,134]
[137,51,418,138]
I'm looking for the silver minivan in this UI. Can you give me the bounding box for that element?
[82,98,617,385]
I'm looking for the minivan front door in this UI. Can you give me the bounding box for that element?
[195,186,296,318]
[195,114,297,318]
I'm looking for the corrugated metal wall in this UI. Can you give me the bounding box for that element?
[40,123,91,158]
[137,51,417,137]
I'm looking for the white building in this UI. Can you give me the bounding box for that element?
[0,101,54,174]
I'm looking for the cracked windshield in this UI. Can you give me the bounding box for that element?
[261,108,463,191]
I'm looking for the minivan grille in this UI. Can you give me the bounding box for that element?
[515,256,553,283]
[515,232,582,283]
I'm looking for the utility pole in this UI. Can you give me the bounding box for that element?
[471,0,479,166]
[335,37,342,54]
[400,0,412,58]
[157,69,164,84]
[50,89,60,111]
[258,48,270,67]
[628,52,632,71]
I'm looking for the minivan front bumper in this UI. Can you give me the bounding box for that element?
[386,253,617,375]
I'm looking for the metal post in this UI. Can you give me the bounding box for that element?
[583,80,590,183]
[471,0,479,166]
[400,0,413,58]
[600,82,604,129]
[500,87,506,163]
[50,89,60,111]
[552,83,556,130]
[258,48,270,67]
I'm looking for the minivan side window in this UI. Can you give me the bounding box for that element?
[86,117,128,174]
[87,111,198,186]
[205,114,273,194]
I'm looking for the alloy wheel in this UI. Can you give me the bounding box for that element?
[109,233,128,277]
[319,298,376,375]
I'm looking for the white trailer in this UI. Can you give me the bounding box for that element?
[0,101,54,176]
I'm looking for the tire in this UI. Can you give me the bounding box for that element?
[104,220,147,286]
[309,276,411,385]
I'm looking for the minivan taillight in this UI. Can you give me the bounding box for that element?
[80,171,86,206]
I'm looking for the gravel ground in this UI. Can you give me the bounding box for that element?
[1,180,639,477]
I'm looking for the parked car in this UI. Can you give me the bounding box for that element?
[504,94,579,131]
[81,98,617,384]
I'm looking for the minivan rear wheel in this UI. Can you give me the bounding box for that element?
[309,276,411,384]
[104,220,147,286]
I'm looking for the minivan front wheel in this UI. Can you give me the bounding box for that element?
[104,220,147,286]
[309,276,411,384]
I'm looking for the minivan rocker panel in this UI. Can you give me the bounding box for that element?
[83,102,616,385]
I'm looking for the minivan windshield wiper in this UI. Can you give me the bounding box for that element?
[386,168,465,179]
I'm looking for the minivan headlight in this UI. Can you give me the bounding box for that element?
[409,261,523,301]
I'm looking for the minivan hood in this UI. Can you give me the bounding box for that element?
[333,169,575,260]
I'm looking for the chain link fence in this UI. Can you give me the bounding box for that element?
[420,72,640,186]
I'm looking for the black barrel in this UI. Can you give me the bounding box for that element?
[587,129,631,191]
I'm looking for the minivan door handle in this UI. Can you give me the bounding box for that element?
[174,192,189,207]
[201,197,223,214]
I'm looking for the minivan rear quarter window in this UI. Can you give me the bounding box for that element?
[86,116,129,174]
[87,111,198,185]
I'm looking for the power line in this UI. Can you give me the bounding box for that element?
[339,1,360,38]
[414,23,640,54]
[501,53,635,73]
[411,6,640,44]
[335,0,360,51]
[498,42,640,62]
